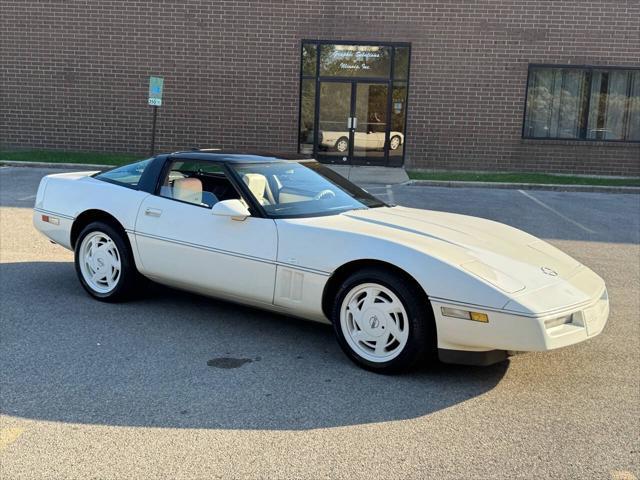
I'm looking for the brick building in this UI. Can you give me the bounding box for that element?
[1,1,638,175]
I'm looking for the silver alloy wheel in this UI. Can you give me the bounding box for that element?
[78,231,121,294]
[336,138,349,152]
[389,136,401,150]
[340,283,410,363]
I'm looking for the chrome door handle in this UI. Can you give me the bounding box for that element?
[145,208,162,217]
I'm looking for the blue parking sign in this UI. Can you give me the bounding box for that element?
[148,76,164,106]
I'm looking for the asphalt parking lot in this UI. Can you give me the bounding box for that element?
[1,166,639,479]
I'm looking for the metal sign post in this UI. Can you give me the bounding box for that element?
[148,76,164,156]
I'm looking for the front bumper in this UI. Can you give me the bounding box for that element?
[432,287,609,364]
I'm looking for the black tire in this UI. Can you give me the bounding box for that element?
[74,221,139,302]
[331,267,436,374]
[335,137,349,153]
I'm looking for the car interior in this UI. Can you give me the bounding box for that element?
[242,173,276,206]
[155,159,378,220]
[159,167,241,208]
[158,161,319,211]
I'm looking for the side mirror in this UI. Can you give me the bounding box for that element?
[211,199,250,221]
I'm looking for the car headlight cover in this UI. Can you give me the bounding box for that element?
[461,261,525,294]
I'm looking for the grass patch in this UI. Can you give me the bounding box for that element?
[408,171,640,187]
[0,149,143,166]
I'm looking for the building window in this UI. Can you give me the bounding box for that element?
[523,66,640,142]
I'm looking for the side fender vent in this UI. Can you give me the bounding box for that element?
[278,268,304,302]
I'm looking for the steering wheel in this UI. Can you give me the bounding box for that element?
[314,189,336,201]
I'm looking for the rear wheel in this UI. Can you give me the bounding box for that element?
[335,137,349,152]
[74,221,138,302]
[331,267,436,373]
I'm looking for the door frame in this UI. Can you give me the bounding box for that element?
[298,40,412,167]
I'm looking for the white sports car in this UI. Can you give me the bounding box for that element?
[33,151,609,373]
[319,130,403,152]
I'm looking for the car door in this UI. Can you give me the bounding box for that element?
[133,159,278,305]
[353,130,368,150]
[372,131,386,149]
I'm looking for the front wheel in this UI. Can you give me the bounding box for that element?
[331,267,436,374]
[74,221,139,302]
[389,135,402,150]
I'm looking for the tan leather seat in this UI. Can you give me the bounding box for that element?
[242,173,273,205]
[173,177,203,205]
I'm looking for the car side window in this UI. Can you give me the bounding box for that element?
[94,158,152,188]
[157,160,240,208]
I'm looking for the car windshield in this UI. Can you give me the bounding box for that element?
[229,161,386,218]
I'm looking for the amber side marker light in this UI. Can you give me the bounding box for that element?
[41,215,59,225]
[441,307,489,323]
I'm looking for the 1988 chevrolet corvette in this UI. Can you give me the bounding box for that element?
[33,151,609,372]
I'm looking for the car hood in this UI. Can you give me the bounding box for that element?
[338,206,585,296]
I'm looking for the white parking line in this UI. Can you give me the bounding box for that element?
[17,195,36,201]
[610,470,637,480]
[518,189,597,234]
[0,427,24,452]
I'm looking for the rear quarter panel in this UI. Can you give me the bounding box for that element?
[34,172,149,249]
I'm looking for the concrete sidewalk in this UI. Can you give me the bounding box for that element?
[327,165,409,185]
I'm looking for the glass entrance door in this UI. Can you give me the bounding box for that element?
[315,81,390,165]
[300,42,411,166]
[352,83,389,165]
[316,82,353,163]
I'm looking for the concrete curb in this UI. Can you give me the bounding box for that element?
[0,160,112,170]
[407,179,640,194]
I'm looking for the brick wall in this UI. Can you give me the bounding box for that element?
[1,0,638,175]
